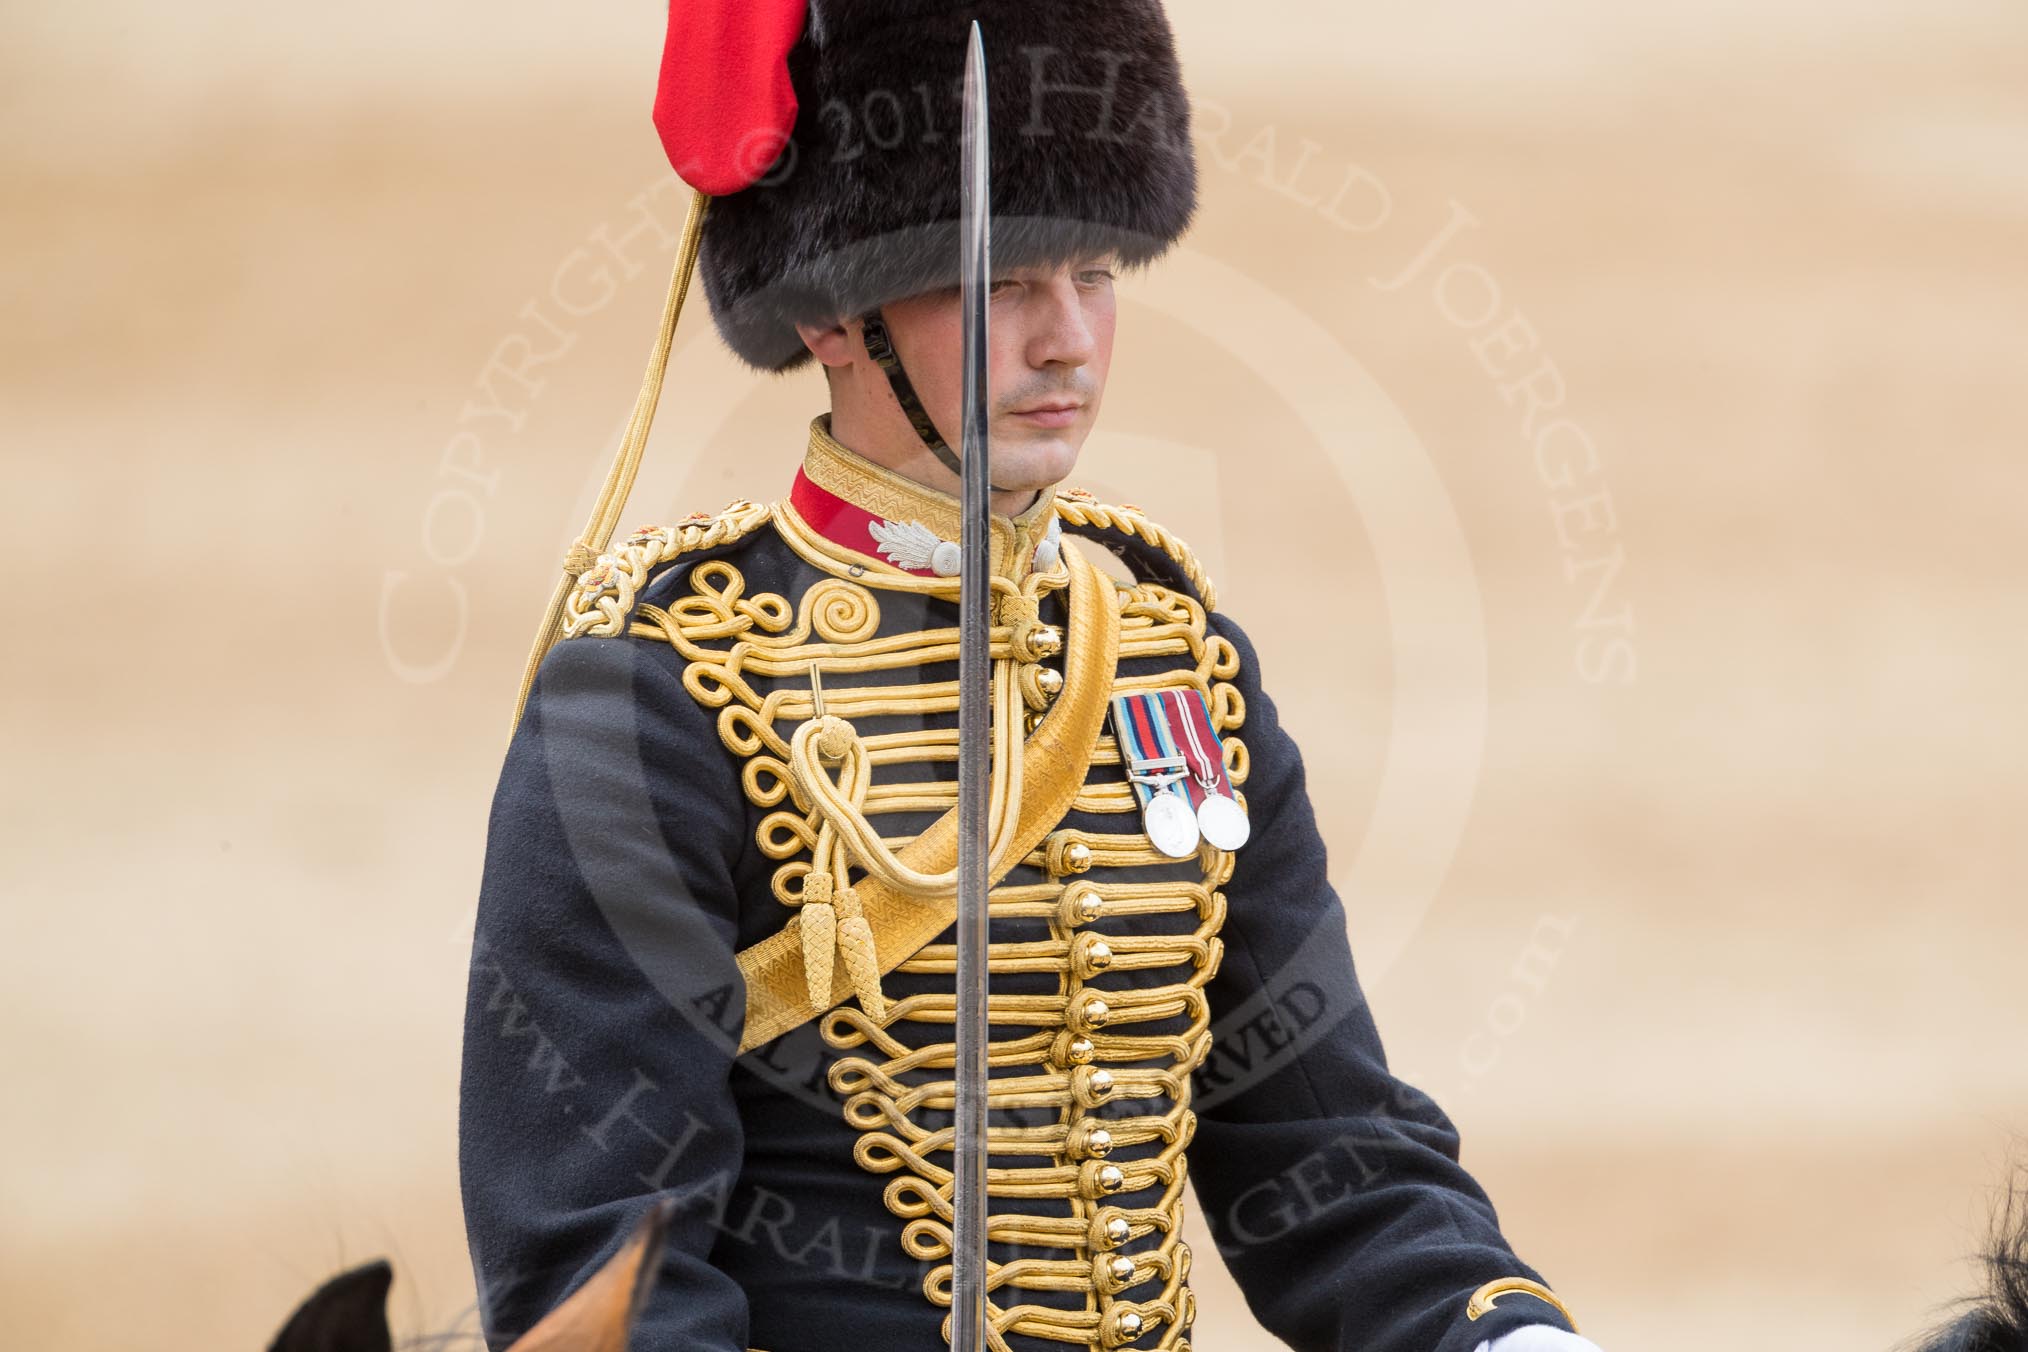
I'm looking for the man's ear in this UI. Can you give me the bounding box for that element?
[793,315,859,371]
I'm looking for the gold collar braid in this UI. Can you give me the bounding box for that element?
[788,414,1063,587]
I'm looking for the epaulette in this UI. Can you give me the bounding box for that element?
[560,499,772,639]
[1053,488,1218,611]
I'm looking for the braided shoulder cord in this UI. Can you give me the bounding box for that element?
[1052,492,1218,613]
[560,500,773,640]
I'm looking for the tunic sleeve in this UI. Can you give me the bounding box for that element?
[1187,612,1576,1352]
[458,632,752,1350]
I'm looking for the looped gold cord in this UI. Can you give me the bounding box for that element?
[787,673,1026,897]
[784,656,1034,1020]
[781,679,1030,1018]
[506,187,711,739]
[733,542,1121,1050]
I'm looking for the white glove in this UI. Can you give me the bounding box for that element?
[1476,1325,1606,1352]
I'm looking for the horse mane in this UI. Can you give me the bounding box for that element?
[1912,1170,2028,1352]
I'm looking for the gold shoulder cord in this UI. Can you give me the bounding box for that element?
[559,504,773,641]
[1053,490,1217,612]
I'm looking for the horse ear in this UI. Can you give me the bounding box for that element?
[266,1259,394,1352]
[504,1198,679,1352]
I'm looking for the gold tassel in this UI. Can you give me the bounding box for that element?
[799,873,838,1010]
[833,885,886,1021]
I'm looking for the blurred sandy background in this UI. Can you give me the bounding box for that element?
[5,2,2026,1349]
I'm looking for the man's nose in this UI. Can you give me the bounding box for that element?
[1025,278,1097,369]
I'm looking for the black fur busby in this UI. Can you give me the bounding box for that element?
[696,0,1197,372]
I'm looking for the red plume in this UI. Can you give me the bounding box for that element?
[652,1,810,196]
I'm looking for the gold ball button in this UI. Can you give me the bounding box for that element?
[1037,666,1065,696]
[1084,938,1114,971]
[1097,1163,1125,1192]
[1115,1310,1145,1340]
[1088,1068,1115,1097]
[1029,625,1063,658]
[1066,1035,1097,1064]
[1103,1216,1131,1245]
[1085,1126,1114,1157]
[1064,840,1093,873]
[1059,884,1104,927]
[1080,996,1111,1029]
[813,716,855,761]
[1107,1254,1136,1284]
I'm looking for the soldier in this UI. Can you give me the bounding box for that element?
[459,5,1602,1352]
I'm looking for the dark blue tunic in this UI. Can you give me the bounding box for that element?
[458,521,1573,1352]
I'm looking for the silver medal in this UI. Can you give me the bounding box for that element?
[1164,686,1249,852]
[1195,791,1250,851]
[1144,786,1202,858]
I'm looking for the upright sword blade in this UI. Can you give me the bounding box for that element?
[951,20,993,1352]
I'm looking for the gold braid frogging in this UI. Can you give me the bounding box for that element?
[818,578,1243,1352]
[564,493,1245,1351]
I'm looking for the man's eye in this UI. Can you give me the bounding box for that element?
[1078,269,1115,286]
[989,279,1020,296]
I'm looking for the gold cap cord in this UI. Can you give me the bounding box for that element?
[507,187,712,739]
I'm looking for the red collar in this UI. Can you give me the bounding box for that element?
[789,467,940,575]
[787,417,1062,580]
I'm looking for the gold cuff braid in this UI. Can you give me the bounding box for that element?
[1466,1277,1580,1333]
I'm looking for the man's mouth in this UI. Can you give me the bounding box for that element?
[1008,400,1084,428]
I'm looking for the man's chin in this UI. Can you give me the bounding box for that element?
[990,424,1086,491]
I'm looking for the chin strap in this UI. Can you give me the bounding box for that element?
[861,307,1015,494]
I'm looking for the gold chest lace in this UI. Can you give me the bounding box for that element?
[564,490,1247,1352]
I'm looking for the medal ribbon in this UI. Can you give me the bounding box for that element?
[1111,693,1192,809]
[1111,690,1235,806]
[1167,687,1234,800]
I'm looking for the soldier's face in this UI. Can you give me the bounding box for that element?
[854,254,1117,499]
[815,253,1119,496]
